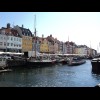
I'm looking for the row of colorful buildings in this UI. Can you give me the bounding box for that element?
[0,23,97,56]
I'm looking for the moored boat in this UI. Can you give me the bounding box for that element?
[61,58,68,65]
[0,69,12,73]
[0,57,7,69]
[91,58,100,74]
[68,57,86,66]
[27,57,56,67]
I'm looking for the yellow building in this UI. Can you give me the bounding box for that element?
[40,38,49,53]
[74,48,78,54]
[22,36,32,52]
[14,25,32,52]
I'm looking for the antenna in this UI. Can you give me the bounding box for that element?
[67,35,70,54]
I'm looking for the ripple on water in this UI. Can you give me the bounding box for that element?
[0,60,100,87]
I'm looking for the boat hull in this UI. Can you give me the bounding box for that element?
[26,61,55,67]
[68,60,86,66]
[62,61,68,65]
[91,59,100,74]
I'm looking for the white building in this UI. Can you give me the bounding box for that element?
[0,31,7,52]
[75,45,88,55]
[7,35,22,52]
[63,43,67,54]
[0,24,22,52]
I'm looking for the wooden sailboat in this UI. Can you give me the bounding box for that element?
[27,15,56,67]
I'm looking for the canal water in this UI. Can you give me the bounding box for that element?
[0,60,100,87]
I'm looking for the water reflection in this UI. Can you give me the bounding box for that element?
[0,60,100,87]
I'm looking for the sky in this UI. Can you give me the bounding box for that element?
[0,12,100,52]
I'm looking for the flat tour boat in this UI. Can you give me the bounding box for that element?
[68,57,86,66]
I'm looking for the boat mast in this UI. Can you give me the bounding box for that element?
[67,35,70,54]
[34,15,36,58]
[90,41,92,57]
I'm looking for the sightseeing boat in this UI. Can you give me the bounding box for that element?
[68,57,86,66]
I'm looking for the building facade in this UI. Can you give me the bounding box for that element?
[0,32,7,52]
[32,36,40,53]
[47,35,54,54]
[40,36,49,53]
[0,23,22,52]
[14,25,32,52]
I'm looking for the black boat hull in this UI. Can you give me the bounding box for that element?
[26,61,55,67]
[62,61,68,65]
[91,59,100,74]
[68,60,86,66]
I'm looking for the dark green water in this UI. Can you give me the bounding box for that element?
[0,60,100,87]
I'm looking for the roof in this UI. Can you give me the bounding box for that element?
[19,27,32,37]
[47,36,55,42]
[0,27,21,37]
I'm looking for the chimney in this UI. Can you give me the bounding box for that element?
[7,23,10,28]
[42,34,44,38]
[22,24,24,28]
[50,34,52,37]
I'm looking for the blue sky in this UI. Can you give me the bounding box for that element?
[0,12,100,52]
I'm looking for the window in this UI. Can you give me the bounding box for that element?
[0,42,3,45]
[11,43,13,46]
[19,44,21,47]
[7,43,9,46]
[4,42,6,46]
